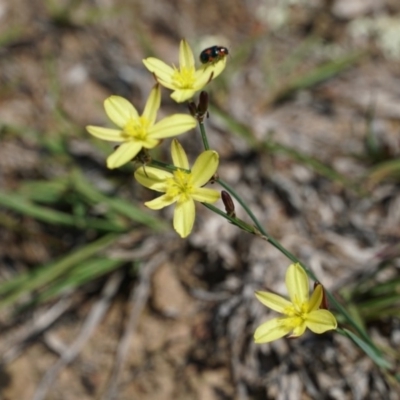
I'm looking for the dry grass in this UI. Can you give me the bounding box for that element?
[0,0,400,399]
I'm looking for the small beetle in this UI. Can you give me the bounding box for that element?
[199,46,229,64]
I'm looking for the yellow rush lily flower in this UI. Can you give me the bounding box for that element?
[143,39,227,103]
[254,263,337,343]
[134,139,220,238]
[86,85,196,169]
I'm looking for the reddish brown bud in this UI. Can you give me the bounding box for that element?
[188,101,197,117]
[189,91,210,122]
[221,190,235,217]
[198,91,209,115]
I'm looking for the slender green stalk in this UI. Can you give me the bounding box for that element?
[217,178,265,234]
[216,177,377,348]
[199,122,210,150]
[203,203,255,233]
[219,183,378,349]
[199,118,381,355]
[148,160,190,174]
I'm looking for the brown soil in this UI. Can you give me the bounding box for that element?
[0,1,400,399]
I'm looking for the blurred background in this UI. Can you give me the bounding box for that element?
[0,0,400,399]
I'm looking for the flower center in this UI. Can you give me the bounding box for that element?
[123,117,149,140]
[172,66,196,89]
[284,300,309,319]
[279,302,309,331]
[166,169,194,201]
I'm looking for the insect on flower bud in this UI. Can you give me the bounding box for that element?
[314,281,329,310]
[221,190,236,218]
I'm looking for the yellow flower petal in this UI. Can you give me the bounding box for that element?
[191,187,220,203]
[142,85,160,125]
[254,318,292,344]
[198,57,227,81]
[141,137,160,149]
[143,41,226,104]
[107,141,142,169]
[171,139,189,170]
[158,80,177,91]
[134,140,220,237]
[173,198,195,238]
[104,96,138,128]
[179,39,195,69]
[308,284,323,312]
[145,194,176,210]
[134,166,172,191]
[191,150,219,187]
[193,69,214,89]
[86,126,124,142]
[170,89,197,103]
[254,263,337,344]
[142,58,175,85]
[305,310,337,333]
[286,263,309,305]
[289,322,307,338]
[149,114,196,139]
[212,58,227,79]
[255,291,292,314]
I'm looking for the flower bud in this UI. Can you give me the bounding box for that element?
[198,91,209,115]
[221,190,235,217]
[188,101,197,117]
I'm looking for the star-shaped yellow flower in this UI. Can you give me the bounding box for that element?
[134,139,220,238]
[86,85,196,169]
[254,263,337,343]
[143,39,226,103]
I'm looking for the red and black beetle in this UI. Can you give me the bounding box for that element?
[199,46,229,64]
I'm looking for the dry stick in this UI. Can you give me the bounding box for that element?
[32,271,124,400]
[102,253,165,400]
[228,306,250,400]
[0,297,74,365]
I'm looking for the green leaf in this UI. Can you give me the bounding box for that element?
[17,178,70,204]
[0,233,119,308]
[340,328,392,369]
[72,170,166,230]
[209,107,355,189]
[19,257,125,309]
[0,192,126,232]
[368,158,400,187]
[269,51,366,104]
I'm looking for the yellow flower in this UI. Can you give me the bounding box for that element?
[134,139,220,238]
[86,85,196,169]
[143,39,226,103]
[254,263,337,343]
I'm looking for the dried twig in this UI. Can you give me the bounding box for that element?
[101,253,165,400]
[32,271,124,400]
[0,297,74,365]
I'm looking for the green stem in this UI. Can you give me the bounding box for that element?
[199,111,379,354]
[214,178,377,350]
[218,178,315,275]
[212,183,376,348]
[148,160,189,174]
[199,122,210,150]
[217,178,266,235]
[203,203,255,233]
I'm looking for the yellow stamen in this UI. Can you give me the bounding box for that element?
[123,117,149,140]
[166,169,194,201]
[172,67,196,89]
